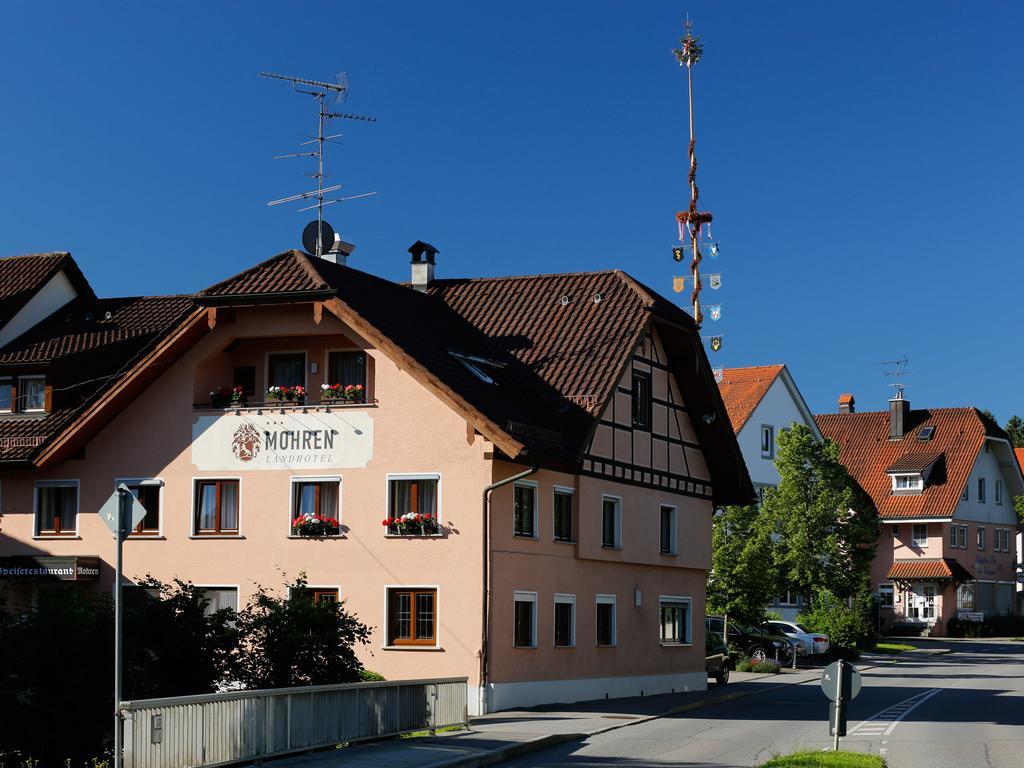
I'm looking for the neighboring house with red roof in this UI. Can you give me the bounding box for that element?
[0,245,751,713]
[817,393,1023,636]
[717,364,822,619]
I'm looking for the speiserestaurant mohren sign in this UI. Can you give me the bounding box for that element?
[0,555,100,581]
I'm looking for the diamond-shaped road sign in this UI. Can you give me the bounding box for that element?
[98,483,148,538]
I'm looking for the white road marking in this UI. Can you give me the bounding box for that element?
[847,688,942,737]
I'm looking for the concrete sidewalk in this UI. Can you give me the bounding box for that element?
[257,649,949,768]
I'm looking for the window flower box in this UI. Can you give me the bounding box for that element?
[210,385,249,408]
[291,513,340,537]
[383,512,439,536]
[267,385,306,404]
[321,383,366,404]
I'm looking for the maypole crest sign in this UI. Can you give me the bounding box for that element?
[192,411,374,470]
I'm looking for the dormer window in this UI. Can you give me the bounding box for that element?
[0,375,47,415]
[892,474,923,492]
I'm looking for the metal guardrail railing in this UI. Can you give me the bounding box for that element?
[121,677,468,768]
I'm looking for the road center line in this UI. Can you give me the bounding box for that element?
[883,689,942,735]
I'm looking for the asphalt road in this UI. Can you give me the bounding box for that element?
[501,640,1024,767]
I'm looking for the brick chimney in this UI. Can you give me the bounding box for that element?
[409,241,438,292]
[889,392,911,440]
[838,394,855,414]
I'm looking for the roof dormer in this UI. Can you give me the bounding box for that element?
[885,451,943,495]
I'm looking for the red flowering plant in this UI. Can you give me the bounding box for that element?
[230,385,247,406]
[267,385,306,404]
[320,383,365,404]
[292,512,340,537]
[381,511,439,536]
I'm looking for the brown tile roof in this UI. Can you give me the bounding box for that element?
[1015,447,1024,473]
[816,408,1003,520]
[887,558,974,582]
[195,252,752,504]
[885,451,943,474]
[716,365,785,434]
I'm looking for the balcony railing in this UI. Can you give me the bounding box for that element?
[193,398,377,412]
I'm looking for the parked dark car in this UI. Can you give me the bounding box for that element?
[706,616,801,663]
[705,630,731,685]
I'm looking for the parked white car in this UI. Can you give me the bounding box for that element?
[767,620,830,656]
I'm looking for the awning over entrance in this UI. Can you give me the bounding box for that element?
[0,555,100,581]
[887,557,973,585]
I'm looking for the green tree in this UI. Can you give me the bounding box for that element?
[124,577,239,699]
[234,573,372,689]
[761,424,879,601]
[1004,415,1024,448]
[707,503,779,625]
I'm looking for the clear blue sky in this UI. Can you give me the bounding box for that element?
[2,2,1021,421]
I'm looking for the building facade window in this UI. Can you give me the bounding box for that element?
[949,525,957,547]
[296,587,339,605]
[779,589,798,607]
[957,525,967,549]
[660,505,677,555]
[631,371,652,430]
[387,475,439,535]
[291,478,341,534]
[387,588,436,646]
[267,352,306,388]
[17,376,45,412]
[659,596,691,645]
[911,523,928,548]
[0,377,11,413]
[513,482,537,538]
[878,584,894,608]
[596,594,616,646]
[978,478,986,503]
[894,474,923,491]
[553,487,573,542]
[553,594,575,648]
[327,350,367,390]
[513,591,537,648]
[194,479,240,535]
[601,496,621,548]
[957,583,975,611]
[995,480,1002,505]
[35,481,78,536]
[123,480,161,535]
[977,527,985,550]
[198,587,239,615]
[961,484,969,501]
[760,425,775,458]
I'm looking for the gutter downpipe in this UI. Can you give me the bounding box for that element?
[480,464,538,716]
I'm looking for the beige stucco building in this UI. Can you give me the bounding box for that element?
[0,246,752,713]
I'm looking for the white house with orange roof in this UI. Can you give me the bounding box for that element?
[716,365,821,618]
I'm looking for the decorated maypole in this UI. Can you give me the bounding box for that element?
[672,19,722,368]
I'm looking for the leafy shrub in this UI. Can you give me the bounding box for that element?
[751,660,781,674]
[798,588,872,657]
[735,659,754,672]
[359,669,386,682]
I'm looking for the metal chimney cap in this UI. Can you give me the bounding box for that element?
[408,240,439,264]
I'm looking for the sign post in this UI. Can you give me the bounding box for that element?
[821,659,861,750]
[99,484,147,768]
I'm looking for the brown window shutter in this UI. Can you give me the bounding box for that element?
[44,385,53,412]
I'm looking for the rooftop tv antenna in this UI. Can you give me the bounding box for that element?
[260,71,377,256]
[882,357,910,399]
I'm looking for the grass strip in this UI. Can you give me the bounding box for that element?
[874,642,916,654]
[761,750,884,767]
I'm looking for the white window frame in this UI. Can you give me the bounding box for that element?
[553,593,576,648]
[601,494,622,549]
[995,480,1003,505]
[659,504,678,555]
[513,590,538,648]
[949,525,958,548]
[33,479,80,538]
[658,595,692,646]
[512,479,539,539]
[17,375,46,413]
[760,424,775,459]
[196,584,241,614]
[893,474,923,491]
[978,477,986,503]
[115,477,165,538]
[289,475,343,537]
[552,485,574,543]
[779,588,798,607]
[977,526,985,551]
[911,523,928,548]
[596,593,617,647]
[0,376,11,414]
[189,476,243,538]
[382,583,441,650]
[878,584,894,608]
[961,484,969,501]
[384,473,442,537]
[957,524,967,549]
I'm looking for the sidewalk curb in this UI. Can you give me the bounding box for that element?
[416,733,585,768]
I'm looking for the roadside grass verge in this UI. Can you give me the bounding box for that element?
[761,750,884,767]
[400,724,466,739]
[874,642,916,654]
[1010,637,1024,642]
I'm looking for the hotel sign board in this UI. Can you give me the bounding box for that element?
[191,411,374,471]
[0,555,100,581]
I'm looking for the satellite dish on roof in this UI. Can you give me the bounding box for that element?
[302,219,336,256]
